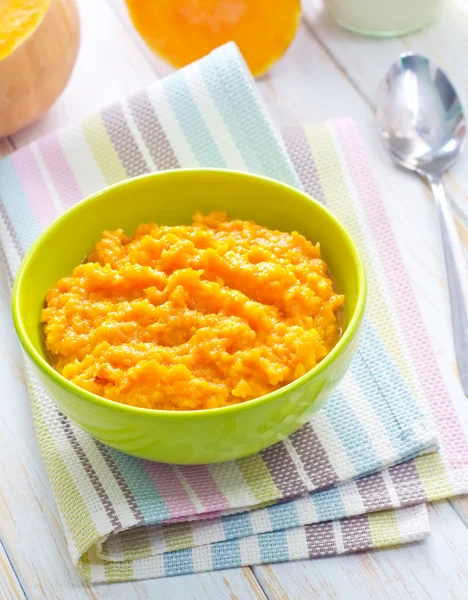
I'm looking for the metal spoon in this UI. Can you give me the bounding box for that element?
[376,53,468,397]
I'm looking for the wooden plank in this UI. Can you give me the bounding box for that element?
[0,539,25,600]
[303,0,468,116]
[253,502,468,600]
[451,496,468,527]
[107,0,174,78]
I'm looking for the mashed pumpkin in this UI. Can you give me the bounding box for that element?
[42,212,344,410]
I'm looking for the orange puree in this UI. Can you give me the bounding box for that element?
[41,212,344,410]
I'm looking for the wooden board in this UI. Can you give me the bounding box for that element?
[0,540,25,600]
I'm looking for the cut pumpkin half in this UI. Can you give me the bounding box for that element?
[0,0,80,136]
[125,0,302,77]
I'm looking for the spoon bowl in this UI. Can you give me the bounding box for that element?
[376,53,466,176]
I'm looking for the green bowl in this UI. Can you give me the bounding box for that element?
[12,169,366,464]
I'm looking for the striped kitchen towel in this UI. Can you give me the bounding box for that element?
[0,43,467,582]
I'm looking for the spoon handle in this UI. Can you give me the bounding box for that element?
[429,178,468,397]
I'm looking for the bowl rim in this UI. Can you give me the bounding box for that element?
[12,168,366,420]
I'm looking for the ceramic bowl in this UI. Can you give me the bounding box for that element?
[12,169,366,464]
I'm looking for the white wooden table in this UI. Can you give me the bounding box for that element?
[1,1,468,598]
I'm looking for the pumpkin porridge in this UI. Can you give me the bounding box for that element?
[41,212,344,410]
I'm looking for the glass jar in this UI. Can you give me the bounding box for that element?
[327,0,443,37]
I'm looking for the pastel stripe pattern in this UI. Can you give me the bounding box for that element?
[0,43,466,582]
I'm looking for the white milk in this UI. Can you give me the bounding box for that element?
[327,0,443,36]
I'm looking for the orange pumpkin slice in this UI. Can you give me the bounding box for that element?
[0,0,51,60]
[125,0,302,77]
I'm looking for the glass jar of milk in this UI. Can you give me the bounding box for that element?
[327,0,443,37]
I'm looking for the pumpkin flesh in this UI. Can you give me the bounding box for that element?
[0,0,51,60]
[126,0,301,76]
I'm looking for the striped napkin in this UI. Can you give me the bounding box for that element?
[0,43,467,582]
